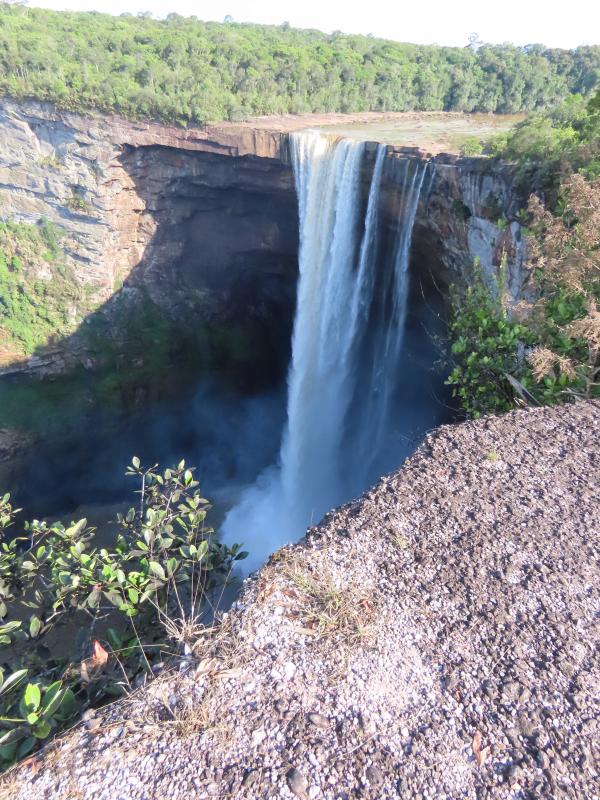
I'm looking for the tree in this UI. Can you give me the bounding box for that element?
[467,32,483,51]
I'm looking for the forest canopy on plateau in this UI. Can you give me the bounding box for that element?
[0,4,599,126]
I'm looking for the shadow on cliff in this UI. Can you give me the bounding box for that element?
[0,144,302,515]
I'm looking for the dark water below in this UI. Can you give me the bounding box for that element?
[0,374,287,531]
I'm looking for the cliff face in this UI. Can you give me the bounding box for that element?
[0,98,299,376]
[376,147,527,302]
[0,98,527,377]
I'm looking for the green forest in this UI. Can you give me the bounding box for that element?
[0,4,599,125]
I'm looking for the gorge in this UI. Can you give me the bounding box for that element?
[0,7,597,793]
[0,100,528,560]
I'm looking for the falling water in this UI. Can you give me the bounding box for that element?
[223,132,428,571]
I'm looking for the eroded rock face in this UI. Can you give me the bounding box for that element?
[378,148,528,301]
[0,98,300,377]
[119,144,299,369]
[0,98,526,379]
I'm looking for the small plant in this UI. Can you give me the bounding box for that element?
[66,194,90,214]
[0,459,247,769]
[459,136,484,157]
[286,560,375,645]
[37,154,62,170]
[0,674,77,763]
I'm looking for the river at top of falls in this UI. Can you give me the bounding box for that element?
[222,131,429,573]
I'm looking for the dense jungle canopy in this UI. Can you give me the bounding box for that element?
[0,4,599,125]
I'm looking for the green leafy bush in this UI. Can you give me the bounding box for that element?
[459,136,484,156]
[446,260,531,417]
[66,194,91,214]
[0,460,246,769]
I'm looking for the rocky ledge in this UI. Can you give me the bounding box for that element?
[4,400,598,800]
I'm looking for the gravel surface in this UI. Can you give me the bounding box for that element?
[2,401,599,800]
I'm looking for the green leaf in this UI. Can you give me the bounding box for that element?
[0,741,18,762]
[26,712,39,725]
[166,557,178,576]
[0,669,28,698]
[197,540,209,558]
[17,735,36,757]
[33,719,52,739]
[127,587,139,604]
[65,519,87,538]
[103,590,122,607]
[87,589,102,609]
[0,621,22,636]
[29,615,42,639]
[54,688,76,720]
[0,726,27,747]
[148,561,166,580]
[132,456,141,469]
[106,628,123,651]
[41,682,66,718]
[24,683,41,712]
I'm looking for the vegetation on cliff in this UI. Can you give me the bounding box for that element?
[0,459,245,768]
[0,219,84,363]
[488,91,600,195]
[448,89,600,417]
[0,5,598,124]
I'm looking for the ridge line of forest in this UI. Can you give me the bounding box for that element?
[0,4,598,126]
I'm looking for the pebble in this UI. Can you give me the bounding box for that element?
[287,768,309,799]
[307,713,329,729]
[251,729,267,747]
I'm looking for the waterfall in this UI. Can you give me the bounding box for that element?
[223,132,427,571]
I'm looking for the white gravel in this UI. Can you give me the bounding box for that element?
[2,401,599,800]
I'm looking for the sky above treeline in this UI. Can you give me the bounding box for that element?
[27,0,600,49]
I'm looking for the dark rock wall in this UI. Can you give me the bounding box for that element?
[119,145,299,385]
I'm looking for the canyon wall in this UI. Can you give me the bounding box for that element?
[0,98,527,378]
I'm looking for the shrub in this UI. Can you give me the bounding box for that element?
[0,459,247,769]
[459,136,484,156]
[446,259,531,417]
[66,194,91,214]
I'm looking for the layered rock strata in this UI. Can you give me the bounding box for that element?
[0,99,527,377]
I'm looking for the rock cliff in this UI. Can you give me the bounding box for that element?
[0,99,527,377]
